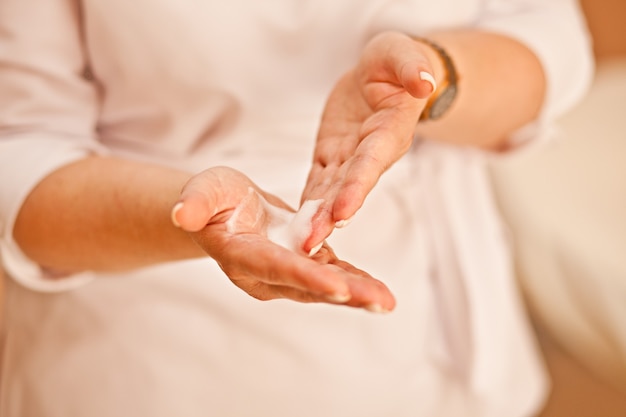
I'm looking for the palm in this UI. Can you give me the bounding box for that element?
[302,32,433,249]
[175,166,396,310]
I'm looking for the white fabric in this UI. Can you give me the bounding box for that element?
[0,0,592,416]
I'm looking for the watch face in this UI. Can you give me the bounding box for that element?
[430,85,458,120]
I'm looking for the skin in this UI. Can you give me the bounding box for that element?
[13,29,545,312]
[301,30,546,250]
[15,160,395,311]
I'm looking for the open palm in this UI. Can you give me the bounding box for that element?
[302,31,436,250]
[173,166,395,312]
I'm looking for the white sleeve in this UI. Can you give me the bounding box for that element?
[475,0,595,146]
[0,0,106,291]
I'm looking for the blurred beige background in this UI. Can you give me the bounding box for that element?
[490,0,626,415]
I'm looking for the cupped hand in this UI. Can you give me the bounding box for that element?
[172,166,396,312]
[302,31,436,250]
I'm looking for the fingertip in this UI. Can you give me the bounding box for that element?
[367,293,396,314]
[171,201,184,228]
[332,193,361,228]
[334,215,354,229]
[408,69,438,99]
[399,60,436,99]
[366,282,396,313]
[302,206,334,255]
[419,71,437,94]
[303,229,330,257]
[365,304,391,314]
[307,242,323,257]
[172,194,213,232]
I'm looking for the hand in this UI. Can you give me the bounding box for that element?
[172,166,396,312]
[302,31,437,250]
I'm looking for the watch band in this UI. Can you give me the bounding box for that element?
[414,37,458,121]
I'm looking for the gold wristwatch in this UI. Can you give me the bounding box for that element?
[415,37,458,121]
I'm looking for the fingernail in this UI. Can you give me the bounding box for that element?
[171,202,184,228]
[419,71,437,93]
[327,293,352,303]
[308,242,323,257]
[335,215,354,229]
[365,304,391,314]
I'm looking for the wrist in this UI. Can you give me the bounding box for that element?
[412,36,459,121]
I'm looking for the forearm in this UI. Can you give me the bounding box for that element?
[13,156,205,272]
[414,29,546,150]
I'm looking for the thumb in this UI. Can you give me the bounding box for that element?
[395,38,438,99]
[171,178,219,232]
[362,32,438,99]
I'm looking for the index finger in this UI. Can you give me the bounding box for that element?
[331,106,417,222]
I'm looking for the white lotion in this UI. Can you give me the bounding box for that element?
[262,198,324,256]
[226,188,323,256]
